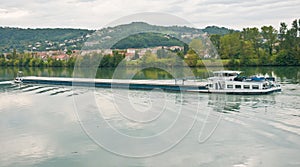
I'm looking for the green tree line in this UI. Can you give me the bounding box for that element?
[0,52,76,67]
[0,51,125,68]
[210,19,300,66]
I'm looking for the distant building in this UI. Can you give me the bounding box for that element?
[125,52,135,61]
[103,49,113,55]
[126,48,136,54]
[36,52,49,60]
[169,46,183,51]
[52,54,69,61]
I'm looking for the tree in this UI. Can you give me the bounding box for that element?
[219,32,241,59]
[67,57,76,67]
[290,19,300,63]
[111,51,125,67]
[157,48,167,59]
[291,19,298,37]
[240,40,256,66]
[0,58,6,66]
[13,59,20,66]
[279,22,287,41]
[189,39,204,58]
[275,50,299,65]
[210,34,221,52]
[278,19,300,64]
[241,27,260,57]
[12,48,17,59]
[132,51,139,60]
[258,49,271,65]
[183,44,189,55]
[29,59,36,67]
[141,50,157,66]
[99,55,111,67]
[184,49,199,67]
[37,58,44,67]
[66,49,72,55]
[176,50,184,59]
[261,26,278,56]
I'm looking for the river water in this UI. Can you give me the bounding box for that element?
[0,67,300,167]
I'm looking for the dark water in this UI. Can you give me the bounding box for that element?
[0,66,300,167]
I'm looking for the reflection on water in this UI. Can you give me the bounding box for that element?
[0,67,300,166]
[208,94,276,113]
[1,66,300,82]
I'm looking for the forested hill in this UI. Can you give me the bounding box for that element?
[111,32,185,49]
[110,24,233,49]
[202,26,234,35]
[0,27,94,53]
[0,23,232,52]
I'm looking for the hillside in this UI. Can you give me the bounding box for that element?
[84,22,234,50]
[202,25,235,35]
[111,32,185,49]
[0,23,233,52]
[0,27,94,52]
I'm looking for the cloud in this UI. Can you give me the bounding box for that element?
[181,0,300,29]
[0,8,29,19]
[201,0,247,5]
[0,0,299,30]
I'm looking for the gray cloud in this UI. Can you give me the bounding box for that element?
[201,0,248,5]
[73,0,97,2]
[0,0,299,30]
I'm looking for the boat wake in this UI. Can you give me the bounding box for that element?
[0,80,13,85]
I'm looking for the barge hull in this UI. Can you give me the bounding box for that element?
[19,76,281,95]
[20,76,207,92]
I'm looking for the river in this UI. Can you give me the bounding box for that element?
[0,66,300,167]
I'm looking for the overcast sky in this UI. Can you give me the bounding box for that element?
[0,0,299,30]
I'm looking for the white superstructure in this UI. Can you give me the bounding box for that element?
[198,71,281,94]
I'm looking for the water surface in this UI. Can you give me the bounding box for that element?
[0,66,300,167]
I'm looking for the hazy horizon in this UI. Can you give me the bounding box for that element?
[0,0,299,30]
[0,21,236,31]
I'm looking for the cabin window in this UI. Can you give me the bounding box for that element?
[243,85,250,89]
[252,85,259,89]
[227,85,233,89]
[235,85,241,89]
[215,83,219,89]
[263,83,268,89]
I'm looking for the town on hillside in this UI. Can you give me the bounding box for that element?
[2,45,185,61]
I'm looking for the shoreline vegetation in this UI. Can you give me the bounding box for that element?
[0,19,299,68]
